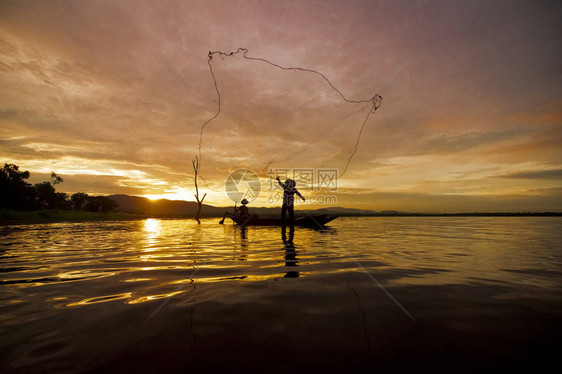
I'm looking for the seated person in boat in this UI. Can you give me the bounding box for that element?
[276,177,305,223]
[237,199,249,217]
[220,198,250,223]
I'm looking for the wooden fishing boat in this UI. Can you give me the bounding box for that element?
[229,214,338,227]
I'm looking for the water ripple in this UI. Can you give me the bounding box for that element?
[1,217,562,372]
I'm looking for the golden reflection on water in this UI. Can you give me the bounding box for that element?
[123,278,153,282]
[128,290,187,304]
[67,292,132,307]
[0,217,561,311]
[143,218,162,249]
[2,217,562,374]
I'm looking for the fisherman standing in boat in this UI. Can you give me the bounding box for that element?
[276,176,305,223]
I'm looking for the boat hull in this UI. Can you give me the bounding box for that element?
[230,214,338,227]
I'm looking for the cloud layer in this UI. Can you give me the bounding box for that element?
[1,0,561,211]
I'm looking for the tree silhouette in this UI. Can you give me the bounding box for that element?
[192,156,207,222]
[84,196,118,213]
[0,163,119,212]
[0,163,36,209]
[71,192,89,210]
[34,172,70,209]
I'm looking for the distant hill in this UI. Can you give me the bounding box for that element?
[105,195,562,217]
[312,207,378,215]
[107,195,562,217]
[106,194,378,217]
[107,194,224,216]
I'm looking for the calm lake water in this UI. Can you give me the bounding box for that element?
[1,217,561,373]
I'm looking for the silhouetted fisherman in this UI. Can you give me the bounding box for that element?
[219,198,250,224]
[276,176,305,224]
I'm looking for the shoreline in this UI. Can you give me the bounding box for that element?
[1,209,561,226]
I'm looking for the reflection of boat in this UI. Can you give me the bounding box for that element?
[229,214,338,227]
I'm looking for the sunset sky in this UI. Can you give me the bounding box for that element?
[1,0,561,212]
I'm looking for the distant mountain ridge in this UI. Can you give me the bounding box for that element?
[107,195,222,216]
[106,195,561,217]
[106,194,377,217]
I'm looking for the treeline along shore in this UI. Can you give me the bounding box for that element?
[0,163,122,225]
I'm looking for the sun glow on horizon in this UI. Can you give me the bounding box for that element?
[143,193,193,202]
[141,185,235,206]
